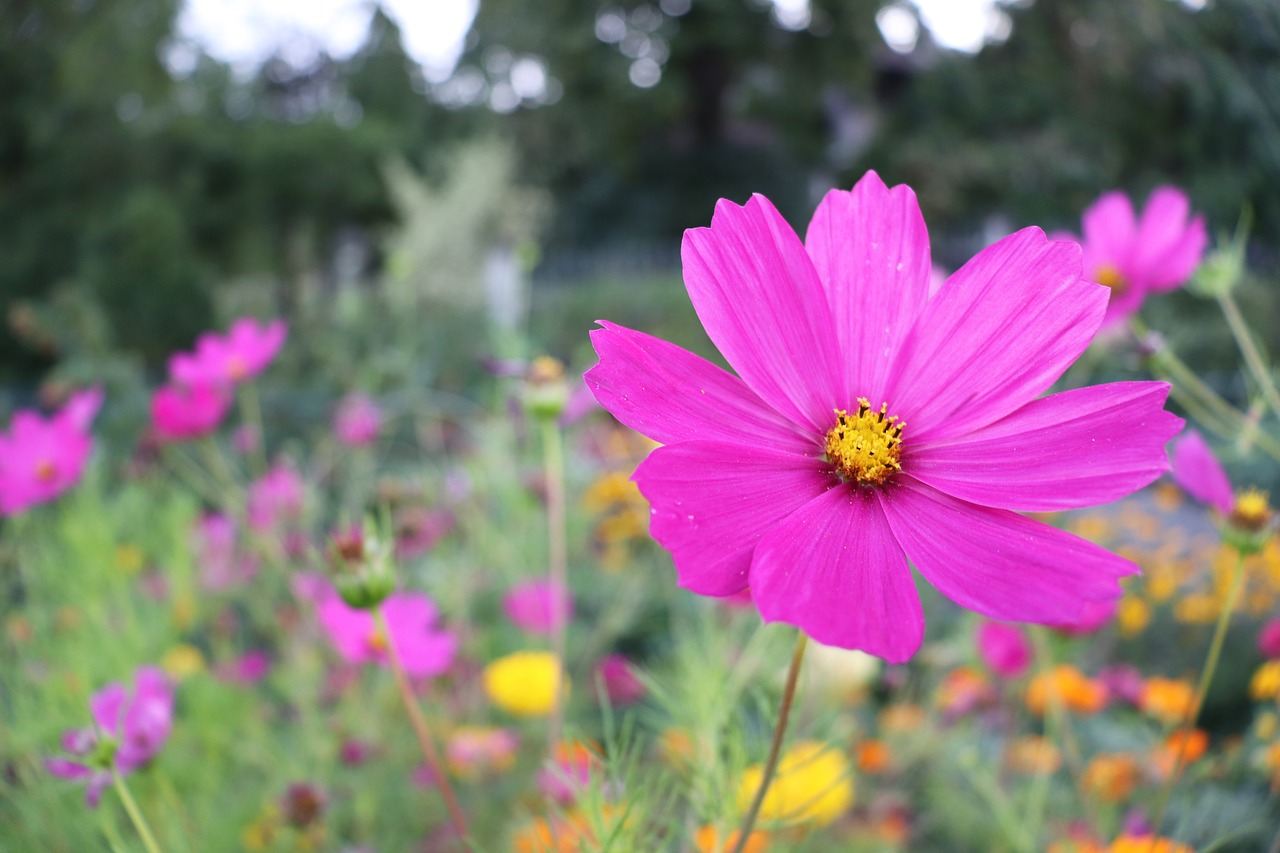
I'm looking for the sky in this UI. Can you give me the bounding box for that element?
[176,0,1021,81]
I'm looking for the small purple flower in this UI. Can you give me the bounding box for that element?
[503,578,573,635]
[596,654,646,705]
[975,620,1031,679]
[1259,619,1280,660]
[317,586,458,678]
[46,667,174,807]
[247,464,305,533]
[333,393,382,448]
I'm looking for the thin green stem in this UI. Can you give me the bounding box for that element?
[730,632,808,853]
[958,748,1035,853]
[1027,626,1096,834]
[110,769,163,853]
[540,416,570,753]
[374,607,471,844]
[1147,551,1247,843]
[1217,291,1280,425]
[238,381,269,476]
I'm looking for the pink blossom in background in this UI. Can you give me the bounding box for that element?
[394,507,454,560]
[596,654,646,705]
[1049,597,1118,636]
[1170,429,1234,514]
[537,742,597,805]
[45,666,173,807]
[151,382,232,442]
[291,571,332,604]
[232,425,260,455]
[333,393,382,447]
[1098,664,1146,707]
[587,170,1183,661]
[1061,186,1206,328]
[560,378,602,426]
[247,464,305,532]
[214,650,271,685]
[169,316,287,386]
[503,578,573,635]
[1259,619,1280,659]
[194,513,258,590]
[317,589,457,678]
[0,389,101,516]
[445,727,519,778]
[975,620,1031,679]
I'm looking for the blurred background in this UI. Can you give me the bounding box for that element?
[5,0,1279,395]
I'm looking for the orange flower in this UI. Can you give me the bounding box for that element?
[1250,661,1280,701]
[1026,665,1107,716]
[934,666,993,716]
[693,825,768,853]
[512,810,606,853]
[1007,735,1061,774]
[1140,677,1196,725]
[856,739,892,774]
[1107,835,1194,853]
[1082,754,1140,803]
[658,728,695,768]
[1151,728,1208,779]
[879,703,926,733]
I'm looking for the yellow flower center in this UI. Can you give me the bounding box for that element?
[1094,264,1128,294]
[227,355,248,381]
[34,459,57,482]
[1231,488,1273,532]
[824,399,904,487]
[366,627,388,654]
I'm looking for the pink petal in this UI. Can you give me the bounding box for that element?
[633,441,832,596]
[585,322,809,449]
[90,683,128,736]
[805,171,932,404]
[1170,430,1234,514]
[318,597,377,665]
[45,757,93,781]
[750,486,924,662]
[394,629,458,678]
[1081,191,1136,275]
[879,477,1136,625]
[1133,188,1206,291]
[908,382,1183,511]
[381,592,439,629]
[886,228,1107,443]
[681,194,843,433]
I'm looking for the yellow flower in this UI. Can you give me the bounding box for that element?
[162,643,206,680]
[1117,598,1150,637]
[114,543,145,575]
[1007,735,1061,775]
[1107,835,1193,853]
[736,741,853,828]
[1174,593,1220,625]
[482,651,567,717]
[1250,661,1280,702]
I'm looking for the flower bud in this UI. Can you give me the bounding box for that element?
[522,355,569,419]
[329,520,396,610]
[1223,489,1275,555]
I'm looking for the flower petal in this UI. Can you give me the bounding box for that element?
[682,195,843,432]
[750,486,924,662]
[886,228,1107,442]
[908,382,1183,511]
[586,321,809,449]
[90,683,128,736]
[1170,430,1234,514]
[1081,191,1136,276]
[805,172,932,403]
[1133,187,1206,292]
[633,441,832,596]
[879,477,1136,625]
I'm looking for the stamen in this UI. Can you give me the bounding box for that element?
[824,399,904,487]
[34,459,57,483]
[1094,264,1128,294]
[1230,488,1273,533]
[367,627,389,654]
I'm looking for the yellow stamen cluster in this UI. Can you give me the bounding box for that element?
[34,459,57,482]
[1230,488,1273,533]
[824,399,904,487]
[1094,264,1128,294]
[366,627,389,654]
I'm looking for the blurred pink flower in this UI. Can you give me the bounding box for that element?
[232,425,260,455]
[1097,664,1146,707]
[214,650,271,685]
[317,589,457,678]
[1062,186,1206,328]
[0,389,101,516]
[975,620,1031,679]
[596,654,646,704]
[247,464,305,532]
[194,513,258,590]
[445,727,520,778]
[333,393,382,447]
[45,666,173,807]
[151,382,232,442]
[537,741,597,805]
[1170,429,1234,514]
[169,317,287,386]
[503,578,573,635]
[587,171,1182,661]
[1259,619,1280,659]
[394,507,454,560]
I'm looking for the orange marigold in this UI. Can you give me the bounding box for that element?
[1082,753,1141,803]
[1026,665,1107,716]
[1108,835,1194,853]
[1140,677,1196,725]
[693,825,768,853]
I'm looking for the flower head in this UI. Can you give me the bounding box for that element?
[1171,429,1275,549]
[169,317,287,387]
[736,740,853,827]
[151,382,232,442]
[0,389,100,516]
[247,464,305,533]
[445,726,519,778]
[1064,186,1206,328]
[587,171,1181,661]
[45,666,173,807]
[503,578,573,635]
[333,393,382,447]
[317,589,457,678]
[975,620,1031,679]
[483,651,567,717]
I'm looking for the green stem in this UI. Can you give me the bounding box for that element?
[730,632,808,853]
[110,769,163,853]
[237,381,269,476]
[1217,291,1280,426]
[540,417,570,753]
[1027,627,1095,833]
[1147,551,1247,840]
[374,607,471,844]
[958,748,1036,853]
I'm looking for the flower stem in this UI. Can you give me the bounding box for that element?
[1217,291,1280,426]
[540,417,570,753]
[374,608,471,843]
[1148,550,1247,839]
[110,769,163,853]
[238,380,269,476]
[730,632,808,853]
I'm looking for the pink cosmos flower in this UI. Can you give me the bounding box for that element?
[151,382,232,442]
[596,654,646,704]
[169,317,287,386]
[317,589,457,678]
[214,650,271,685]
[1169,429,1234,515]
[247,463,305,532]
[1258,619,1280,659]
[586,171,1183,662]
[1063,186,1206,328]
[194,513,258,590]
[333,393,382,447]
[975,621,1031,679]
[0,389,101,516]
[503,578,573,635]
[45,666,173,807]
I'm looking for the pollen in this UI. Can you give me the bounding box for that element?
[366,627,389,654]
[1230,488,1273,533]
[825,399,904,487]
[227,355,248,381]
[34,459,57,483]
[1093,264,1128,294]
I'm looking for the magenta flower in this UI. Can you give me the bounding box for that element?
[975,620,1031,679]
[46,667,173,807]
[1258,619,1280,659]
[169,317,287,386]
[596,654,646,704]
[1170,429,1234,515]
[586,171,1183,662]
[317,589,457,678]
[333,393,382,447]
[1064,186,1206,328]
[194,513,258,590]
[503,578,573,635]
[0,389,101,516]
[247,463,305,532]
[151,382,232,442]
